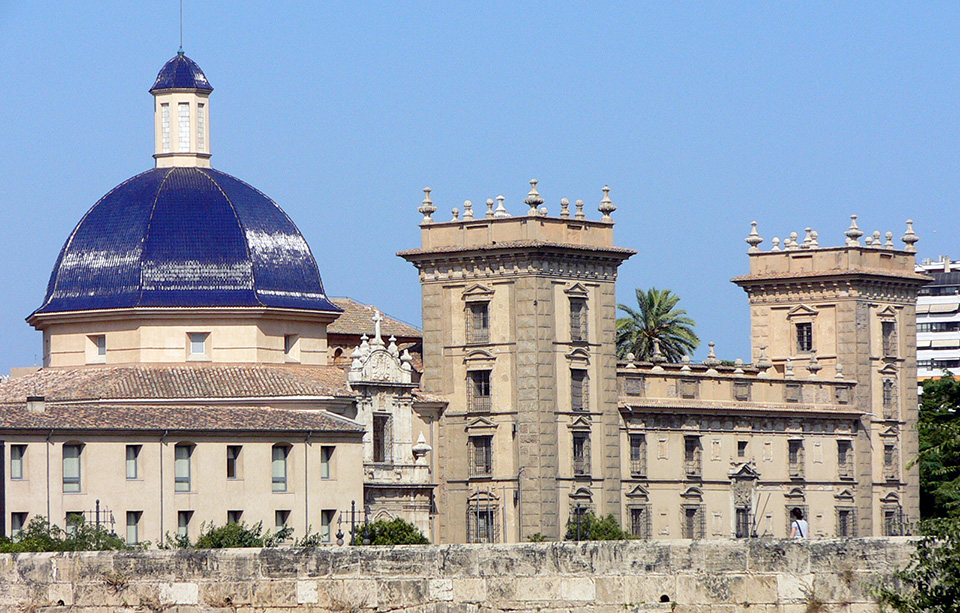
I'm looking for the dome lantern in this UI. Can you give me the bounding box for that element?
[150,52,213,168]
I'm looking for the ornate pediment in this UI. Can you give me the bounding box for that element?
[786,304,818,319]
[462,284,495,302]
[626,485,649,500]
[785,487,805,500]
[682,486,703,500]
[570,487,593,501]
[729,463,760,480]
[567,415,593,430]
[880,492,900,504]
[348,311,414,385]
[877,305,898,319]
[564,282,590,297]
[465,416,498,432]
[835,488,855,501]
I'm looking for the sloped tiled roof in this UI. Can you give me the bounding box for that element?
[0,402,363,433]
[397,240,637,257]
[150,53,213,93]
[0,364,353,403]
[327,297,421,339]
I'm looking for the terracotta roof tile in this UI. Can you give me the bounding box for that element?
[327,297,421,339]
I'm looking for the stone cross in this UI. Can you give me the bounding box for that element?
[372,310,383,344]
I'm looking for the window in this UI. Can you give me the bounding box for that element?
[196,103,205,152]
[737,441,748,459]
[161,103,171,153]
[882,321,897,357]
[570,298,587,342]
[470,435,493,477]
[682,505,705,539]
[884,443,899,480]
[573,432,591,476]
[272,444,289,492]
[178,102,190,152]
[684,436,702,477]
[629,434,646,476]
[796,322,813,352]
[630,506,651,539]
[126,511,141,545]
[883,507,902,536]
[320,446,334,479]
[788,440,804,479]
[468,371,492,412]
[467,495,499,543]
[283,334,299,361]
[275,510,290,534]
[837,507,856,537]
[174,444,192,492]
[321,509,334,542]
[189,332,208,356]
[62,444,82,493]
[10,444,26,479]
[226,445,241,479]
[227,510,243,524]
[89,334,106,363]
[735,507,751,538]
[571,369,588,412]
[733,382,751,401]
[126,445,140,480]
[837,440,853,479]
[882,379,896,419]
[372,414,391,463]
[10,513,27,538]
[177,510,192,538]
[467,303,489,343]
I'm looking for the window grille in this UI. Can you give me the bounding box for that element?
[682,505,705,539]
[837,440,853,479]
[468,371,492,412]
[467,492,499,543]
[796,322,813,352]
[735,507,751,538]
[684,436,702,477]
[788,440,805,479]
[836,507,857,537]
[630,505,652,539]
[629,434,646,476]
[470,436,493,476]
[178,103,190,152]
[373,414,392,463]
[573,432,591,476]
[467,303,489,343]
[161,103,170,153]
[571,369,588,411]
[882,379,897,419]
[882,321,898,357]
[197,103,205,152]
[882,506,904,536]
[570,299,587,342]
[884,443,899,480]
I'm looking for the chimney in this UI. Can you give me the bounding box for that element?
[26,396,45,414]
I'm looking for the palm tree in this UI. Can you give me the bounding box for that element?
[616,288,699,362]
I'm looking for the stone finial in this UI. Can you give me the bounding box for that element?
[625,352,636,369]
[784,358,795,378]
[494,194,509,218]
[359,334,371,357]
[463,200,474,220]
[387,335,399,358]
[745,221,764,253]
[801,227,813,249]
[650,339,666,372]
[575,199,585,220]
[835,362,845,380]
[418,187,436,224]
[733,358,744,375]
[809,230,819,249]
[885,231,894,249]
[864,234,874,247]
[485,198,495,218]
[704,342,721,374]
[786,232,800,251]
[680,354,692,372]
[902,220,919,253]
[845,215,863,246]
[872,231,882,248]
[412,432,432,462]
[538,206,548,216]
[400,349,413,372]
[598,185,616,222]
[560,198,570,219]
[756,345,773,378]
[807,354,822,379]
[451,207,459,221]
[524,179,544,216]
[772,237,781,251]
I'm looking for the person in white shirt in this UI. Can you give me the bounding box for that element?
[790,507,809,538]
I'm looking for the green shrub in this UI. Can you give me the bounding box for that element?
[0,516,130,552]
[876,518,960,613]
[351,517,429,545]
[160,521,292,549]
[564,512,631,541]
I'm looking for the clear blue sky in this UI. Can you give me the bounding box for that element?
[1,2,959,375]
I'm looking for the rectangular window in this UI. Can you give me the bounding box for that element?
[189,332,208,356]
[630,506,651,539]
[468,370,492,412]
[682,505,705,539]
[372,414,391,463]
[161,103,171,153]
[275,510,290,533]
[283,334,299,361]
[10,512,27,538]
[321,509,334,542]
[320,446,334,479]
[178,102,190,152]
[629,434,646,476]
[684,436,702,477]
[227,510,243,524]
[126,511,141,546]
[10,444,26,480]
[467,303,489,343]
[882,321,897,357]
[884,443,899,479]
[796,322,813,352]
[467,505,497,543]
[883,379,896,419]
[837,440,853,479]
[470,435,493,477]
[226,445,241,479]
[177,510,192,538]
[196,103,205,152]
[737,440,748,459]
[570,298,587,342]
[126,445,140,480]
[837,507,856,537]
[733,381,751,401]
[272,445,289,492]
[573,432,590,476]
[883,508,901,536]
[571,369,587,412]
[735,507,751,538]
[174,444,192,492]
[62,444,82,493]
[788,440,804,479]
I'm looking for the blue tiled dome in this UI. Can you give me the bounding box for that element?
[33,167,340,316]
[150,52,213,93]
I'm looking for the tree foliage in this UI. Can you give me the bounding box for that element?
[351,517,429,545]
[564,512,631,541]
[0,516,130,552]
[876,519,960,613]
[161,521,292,549]
[616,288,699,362]
[917,374,960,519]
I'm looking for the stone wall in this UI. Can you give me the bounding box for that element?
[0,538,915,612]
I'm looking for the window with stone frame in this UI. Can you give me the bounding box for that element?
[882,320,898,357]
[630,505,652,539]
[836,507,857,537]
[469,435,493,477]
[466,493,499,543]
[788,440,805,479]
[467,302,490,344]
[735,507,751,538]
[882,379,897,419]
[571,369,588,412]
[682,504,706,539]
[883,443,899,480]
[372,414,392,463]
[796,322,814,353]
[733,381,751,401]
[570,298,587,342]
[837,440,854,480]
[882,506,903,536]
[684,436,702,477]
[737,440,748,459]
[573,432,591,476]
[468,370,492,412]
[629,434,647,476]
